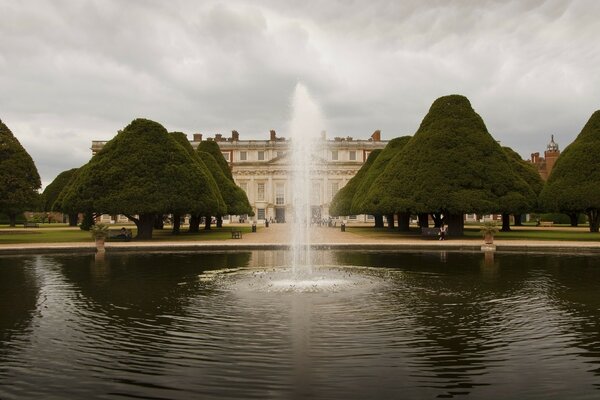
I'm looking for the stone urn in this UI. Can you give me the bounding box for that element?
[90,223,109,253]
[95,237,106,252]
[480,221,499,245]
[483,232,494,244]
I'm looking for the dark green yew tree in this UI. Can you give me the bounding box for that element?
[329,149,382,219]
[364,95,531,236]
[198,151,252,230]
[42,168,80,226]
[0,119,41,226]
[352,136,412,229]
[540,110,600,232]
[61,119,225,239]
[197,140,233,180]
[500,147,544,231]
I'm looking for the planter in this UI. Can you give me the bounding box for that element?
[95,237,106,252]
[484,232,494,244]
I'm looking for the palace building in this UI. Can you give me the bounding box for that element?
[91,130,388,223]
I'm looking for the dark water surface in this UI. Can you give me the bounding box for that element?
[1,250,600,399]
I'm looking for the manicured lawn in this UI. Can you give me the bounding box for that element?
[0,225,256,244]
[347,225,600,241]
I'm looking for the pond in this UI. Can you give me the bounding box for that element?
[1,250,599,399]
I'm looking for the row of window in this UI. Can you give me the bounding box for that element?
[238,181,341,204]
[223,150,361,162]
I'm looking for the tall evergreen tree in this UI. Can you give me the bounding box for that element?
[61,119,225,239]
[42,168,80,226]
[540,110,600,232]
[364,95,531,236]
[0,119,41,226]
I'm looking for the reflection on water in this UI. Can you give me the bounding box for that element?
[0,250,600,399]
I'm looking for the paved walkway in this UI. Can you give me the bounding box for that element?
[2,223,600,254]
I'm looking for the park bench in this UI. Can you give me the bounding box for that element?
[23,222,39,228]
[421,227,440,239]
[231,230,243,239]
[107,229,132,241]
[540,221,554,227]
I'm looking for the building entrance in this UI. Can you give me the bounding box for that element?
[275,207,286,223]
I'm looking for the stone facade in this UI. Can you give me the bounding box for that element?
[91,130,388,223]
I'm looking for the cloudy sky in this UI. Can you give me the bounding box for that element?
[1,0,599,188]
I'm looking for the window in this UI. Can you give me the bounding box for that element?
[331,150,338,161]
[257,183,265,201]
[329,182,339,201]
[239,182,248,194]
[222,152,230,162]
[258,151,265,161]
[240,151,247,161]
[349,151,356,161]
[257,208,265,220]
[277,151,284,158]
[275,183,285,205]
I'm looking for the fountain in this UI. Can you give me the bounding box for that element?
[288,82,325,274]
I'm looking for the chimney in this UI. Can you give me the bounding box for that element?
[215,134,223,142]
[531,152,539,163]
[371,130,381,142]
[193,133,203,142]
[270,130,277,141]
[232,130,239,141]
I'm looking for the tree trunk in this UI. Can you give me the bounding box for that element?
[501,213,511,232]
[68,212,79,227]
[431,212,443,228]
[446,213,464,236]
[8,213,17,227]
[188,215,200,233]
[514,214,523,227]
[418,213,429,228]
[172,213,181,235]
[135,214,155,240]
[386,214,394,229]
[397,212,410,232]
[154,214,164,229]
[374,215,384,228]
[567,212,579,227]
[216,215,223,228]
[204,215,211,230]
[587,209,599,233]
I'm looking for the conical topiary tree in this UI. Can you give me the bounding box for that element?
[197,139,233,180]
[364,95,532,236]
[500,146,544,231]
[0,119,41,226]
[198,151,253,229]
[330,149,382,220]
[352,136,412,229]
[540,110,600,232]
[42,168,80,226]
[61,119,226,239]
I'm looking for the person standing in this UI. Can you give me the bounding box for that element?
[439,223,447,240]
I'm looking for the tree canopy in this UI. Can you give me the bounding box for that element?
[197,140,233,180]
[0,119,41,226]
[540,110,600,232]
[198,151,253,216]
[329,149,381,216]
[61,118,225,239]
[501,146,543,213]
[42,168,79,212]
[363,95,532,235]
[352,136,411,215]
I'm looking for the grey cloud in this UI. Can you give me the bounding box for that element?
[1,0,599,188]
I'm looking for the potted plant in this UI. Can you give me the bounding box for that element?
[90,223,109,252]
[480,221,499,244]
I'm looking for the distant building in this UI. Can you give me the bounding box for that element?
[91,130,388,223]
[530,135,560,180]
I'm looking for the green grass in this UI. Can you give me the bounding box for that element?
[348,226,600,242]
[0,225,257,244]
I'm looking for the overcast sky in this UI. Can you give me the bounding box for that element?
[1,0,599,188]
